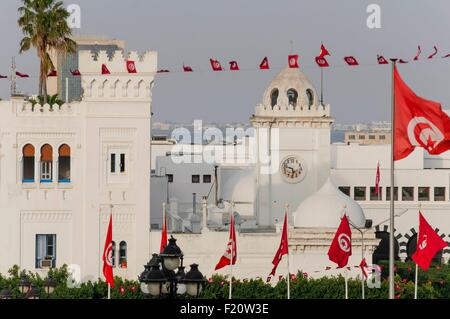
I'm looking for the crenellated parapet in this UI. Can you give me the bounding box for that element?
[78,50,157,102]
[254,102,331,117]
[17,102,77,116]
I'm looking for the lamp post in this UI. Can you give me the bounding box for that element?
[139,236,205,298]
[43,276,56,296]
[19,275,31,295]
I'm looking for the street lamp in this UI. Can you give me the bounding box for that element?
[0,288,12,299]
[19,275,31,294]
[26,285,40,299]
[43,276,56,295]
[183,264,204,297]
[139,236,205,298]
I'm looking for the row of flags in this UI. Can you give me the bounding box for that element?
[3,45,450,79]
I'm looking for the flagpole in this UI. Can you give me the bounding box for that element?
[389,59,397,299]
[229,201,235,300]
[414,263,418,299]
[108,283,111,299]
[344,267,348,299]
[320,41,324,105]
[285,204,290,300]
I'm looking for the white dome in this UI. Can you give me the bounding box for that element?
[293,178,366,228]
[262,66,319,109]
[221,168,254,203]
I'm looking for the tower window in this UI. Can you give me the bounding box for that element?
[35,234,56,268]
[58,144,71,182]
[119,241,127,268]
[270,89,279,108]
[306,89,314,108]
[22,144,35,183]
[287,88,298,107]
[40,144,53,182]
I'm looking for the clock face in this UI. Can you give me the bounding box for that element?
[280,155,307,184]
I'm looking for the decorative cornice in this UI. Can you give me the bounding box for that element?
[21,210,72,222]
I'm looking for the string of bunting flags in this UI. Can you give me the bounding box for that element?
[2,44,450,79]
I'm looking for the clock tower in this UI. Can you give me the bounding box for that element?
[250,66,334,226]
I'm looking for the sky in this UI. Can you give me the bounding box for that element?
[1,0,450,125]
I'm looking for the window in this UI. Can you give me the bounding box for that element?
[418,187,430,201]
[35,234,56,268]
[110,153,116,173]
[348,135,355,140]
[203,174,212,183]
[370,187,382,200]
[354,187,366,201]
[167,174,173,183]
[119,241,127,269]
[270,89,278,108]
[369,135,376,140]
[402,187,414,201]
[379,135,386,140]
[386,187,398,201]
[358,135,366,140]
[306,89,314,108]
[434,187,445,201]
[287,88,298,107]
[58,144,71,182]
[120,153,125,172]
[338,186,350,196]
[192,175,200,183]
[22,144,35,182]
[40,144,53,182]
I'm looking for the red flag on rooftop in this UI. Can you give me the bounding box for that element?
[229,61,239,71]
[269,211,288,276]
[183,64,193,72]
[102,214,114,288]
[259,57,269,69]
[327,215,352,268]
[413,45,422,61]
[126,60,137,73]
[215,214,237,270]
[375,161,380,195]
[70,69,81,76]
[393,66,450,160]
[210,59,223,71]
[412,212,448,270]
[428,46,438,59]
[0,74,7,79]
[318,44,330,58]
[101,64,110,75]
[315,56,329,67]
[16,71,29,78]
[377,55,389,64]
[288,54,299,68]
[47,69,57,77]
[344,56,359,66]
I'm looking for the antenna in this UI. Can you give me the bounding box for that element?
[289,40,294,53]
[10,57,17,96]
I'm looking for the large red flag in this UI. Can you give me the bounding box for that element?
[375,161,380,195]
[328,215,352,268]
[393,66,450,160]
[160,207,167,253]
[215,214,237,270]
[102,214,114,287]
[269,212,288,276]
[412,212,448,270]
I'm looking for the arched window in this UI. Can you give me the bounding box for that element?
[270,89,279,108]
[22,144,35,182]
[111,241,116,268]
[306,89,314,109]
[40,144,53,182]
[287,89,298,107]
[119,241,127,269]
[58,144,71,183]
[372,231,400,264]
[406,233,443,263]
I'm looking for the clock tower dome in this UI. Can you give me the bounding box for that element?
[251,66,334,226]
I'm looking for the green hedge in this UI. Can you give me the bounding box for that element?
[0,262,449,299]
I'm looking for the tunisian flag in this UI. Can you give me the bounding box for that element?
[16,71,29,78]
[393,66,450,160]
[315,56,329,67]
[160,207,168,253]
[210,59,223,71]
[215,213,237,270]
[328,215,352,268]
[102,214,114,287]
[412,212,448,270]
[126,60,137,73]
[375,161,380,195]
[344,56,359,66]
[259,57,269,69]
[269,212,288,276]
[288,54,299,68]
[229,61,239,71]
[101,64,110,75]
[318,44,330,58]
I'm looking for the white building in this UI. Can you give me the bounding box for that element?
[0,49,157,281]
[150,66,450,279]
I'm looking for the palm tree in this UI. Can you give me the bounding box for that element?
[18,0,76,103]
